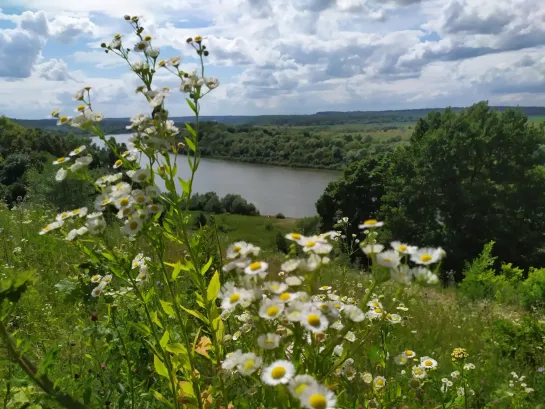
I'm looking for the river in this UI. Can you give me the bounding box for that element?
[93,134,340,218]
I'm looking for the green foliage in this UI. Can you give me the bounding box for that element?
[294,215,321,235]
[275,231,289,254]
[521,267,545,310]
[190,192,259,216]
[274,212,285,219]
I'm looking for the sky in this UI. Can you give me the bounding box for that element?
[0,0,544,119]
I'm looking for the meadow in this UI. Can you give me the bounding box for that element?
[1,16,545,409]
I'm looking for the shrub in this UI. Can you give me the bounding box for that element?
[521,267,545,310]
[295,215,321,235]
[275,231,289,254]
[275,212,285,219]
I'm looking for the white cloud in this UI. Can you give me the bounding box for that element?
[35,58,73,81]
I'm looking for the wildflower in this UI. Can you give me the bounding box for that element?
[145,185,160,199]
[300,383,337,409]
[367,306,384,320]
[391,265,413,285]
[123,219,142,235]
[257,333,281,350]
[148,47,160,58]
[55,168,68,181]
[343,305,365,322]
[345,331,356,342]
[411,248,443,265]
[281,259,301,272]
[261,360,295,385]
[361,372,373,383]
[77,226,89,236]
[361,244,384,255]
[91,285,105,297]
[387,313,402,324]
[451,370,460,378]
[76,155,93,166]
[301,309,329,332]
[358,219,384,229]
[113,159,123,169]
[114,195,134,210]
[457,387,464,397]
[451,347,469,360]
[134,39,150,53]
[258,299,284,320]
[264,281,289,294]
[412,366,427,379]
[367,298,383,309]
[237,353,262,375]
[285,302,306,322]
[65,229,79,241]
[69,145,86,156]
[244,261,268,276]
[57,116,70,125]
[131,189,149,205]
[341,359,357,380]
[168,56,181,67]
[463,363,476,370]
[333,344,344,356]
[277,292,298,303]
[53,157,70,165]
[288,374,318,398]
[285,232,305,243]
[374,376,386,389]
[222,350,243,370]
[227,241,250,259]
[412,267,439,284]
[205,77,220,89]
[87,216,106,235]
[101,275,113,285]
[39,220,64,235]
[73,89,85,101]
[391,241,417,254]
[403,350,417,359]
[91,274,102,283]
[149,92,166,108]
[220,285,253,310]
[302,238,333,254]
[420,357,438,369]
[377,250,401,268]
[395,355,408,365]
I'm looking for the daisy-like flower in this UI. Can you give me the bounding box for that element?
[56,168,68,181]
[227,241,250,259]
[65,229,79,241]
[345,331,356,342]
[91,274,102,283]
[257,333,281,350]
[301,308,329,332]
[285,302,306,322]
[412,365,427,379]
[301,238,333,254]
[361,244,385,255]
[114,195,134,210]
[101,275,113,285]
[39,220,64,235]
[76,156,93,166]
[134,209,149,222]
[281,259,301,272]
[277,292,298,303]
[343,305,365,322]
[53,157,70,165]
[237,352,262,375]
[376,250,401,268]
[411,248,443,265]
[56,210,73,221]
[69,145,86,156]
[451,370,460,379]
[205,77,220,90]
[300,383,337,409]
[412,267,439,284]
[391,241,417,255]
[123,219,142,235]
[289,374,318,398]
[333,344,344,357]
[259,299,284,320]
[391,265,413,285]
[373,376,386,389]
[286,276,303,286]
[358,219,384,229]
[221,349,243,370]
[77,226,89,236]
[117,206,136,219]
[244,261,268,276]
[264,281,288,294]
[91,285,105,297]
[361,372,373,384]
[387,313,402,324]
[220,285,253,311]
[394,354,408,365]
[463,363,475,370]
[285,232,305,243]
[71,207,88,218]
[111,182,132,197]
[147,203,164,214]
[131,189,149,205]
[367,306,385,319]
[130,169,151,183]
[135,268,149,283]
[403,349,417,359]
[145,185,160,199]
[367,298,383,309]
[420,356,438,369]
[341,359,357,380]
[113,159,123,169]
[261,360,295,385]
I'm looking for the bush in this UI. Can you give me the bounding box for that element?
[295,215,321,235]
[276,231,289,254]
[275,212,285,219]
[521,267,545,310]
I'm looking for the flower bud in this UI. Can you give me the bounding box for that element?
[101,42,107,48]
[131,16,139,22]
[124,15,131,20]
[91,312,99,321]
[194,35,202,42]
[203,50,209,57]
[186,37,193,43]
[144,35,152,41]
[177,142,185,148]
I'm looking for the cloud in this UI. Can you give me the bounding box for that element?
[49,15,99,43]
[0,27,46,78]
[35,58,73,81]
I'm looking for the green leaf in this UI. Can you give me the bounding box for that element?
[131,322,151,336]
[160,330,170,348]
[178,177,190,195]
[184,137,196,153]
[186,98,197,114]
[153,390,175,408]
[152,311,164,329]
[166,343,188,355]
[170,261,184,281]
[207,270,220,303]
[200,257,213,276]
[0,270,34,303]
[154,354,169,379]
[160,300,175,318]
[101,252,116,262]
[180,305,209,324]
[185,122,197,137]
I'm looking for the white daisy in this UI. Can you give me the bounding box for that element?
[237,353,262,375]
[221,350,242,370]
[300,383,337,409]
[412,267,439,284]
[358,219,384,229]
[91,274,102,283]
[410,248,443,265]
[227,241,250,259]
[257,333,281,350]
[101,275,113,285]
[285,232,305,243]
[333,344,344,357]
[281,259,301,272]
[391,241,417,255]
[361,244,385,255]
[117,206,136,219]
[144,185,160,199]
[264,281,288,294]
[56,168,68,181]
[394,355,408,365]
[39,220,64,235]
[261,360,295,385]
[244,261,268,276]
[135,268,150,283]
[114,195,134,210]
[367,298,383,309]
[69,145,87,156]
[391,265,413,285]
[285,302,306,322]
[91,285,105,297]
[367,306,385,320]
[220,285,253,311]
[288,374,318,398]
[258,299,284,320]
[277,292,298,303]
[76,155,93,166]
[387,313,402,324]
[77,226,89,236]
[343,305,365,322]
[361,372,373,384]
[301,309,329,332]
[374,376,386,389]
[56,211,73,221]
[53,156,70,165]
[65,229,79,241]
[286,276,303,286]
[123,219,142,235]
[110,182,132,197]
[344,331,356,342]
[403,350,417,359]
[113,159,123,169]
[412,365,427,379]
[376,250,401,268]
[131,189,149,205]
[147,203,164,214]
[130,169,151,183]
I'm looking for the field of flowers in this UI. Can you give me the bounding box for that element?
[0,16,544,409]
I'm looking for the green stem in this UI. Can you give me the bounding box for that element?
[112,312,136,409]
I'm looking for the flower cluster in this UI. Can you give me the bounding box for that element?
[51,87,104,129]
[51,144,94,182]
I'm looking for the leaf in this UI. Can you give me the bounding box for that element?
[152,311,164,329]
[200,257,213,276]
[166,343,188,355]
[206,271,220,303]
[153,390,175,408]
[178,381,198,406]
[180,305,209,324]
[184,137,196,153]
[160,330,170,348]
[178,177,190,195]
[154,354,169,379]
[160,300,175,318]
[194,336,212,359]
[185,122,197,137]
[0,270,34,303]
[131,322,151,336]
[185,98,197,114]
[101,252,116,262]
[170,260,184,281]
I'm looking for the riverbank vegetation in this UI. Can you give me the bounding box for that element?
[1,17,544,409]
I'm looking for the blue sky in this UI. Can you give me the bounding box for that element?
[1,0,545,119]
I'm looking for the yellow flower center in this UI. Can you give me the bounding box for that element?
[61,212,69,218]
[144,35,152,41]
[102,199,110,205]
[398,245,407,251]
[270,284,279,291]
[291,233,301,240]
[77,105,85,111]
[421,254,432,262]
[384,257,392,262]
[120,198,130,206]
[243,360,254,371]
[295,383,309,395]
[271,366,286,379]
[320,304,330,311]
[115,160,122,166]
[266,306,279,317]
[406,350,414,356]
[309,394,327,409]
[139,273,147,280]
[60,116,68,123]
[57,157,66,162]
[229,293,240,303]
[130,221,139,230]
[334,303,341,309]
[136,196,145,203]
[374,308,382,314]
[305,241,316,248]
[424,360,433,367]
[250,262,262,271]
[137,174,146,181]
[279,293,291,301]
[376,378,384,386]
[233,245,241,253]
[307,314,321,327]
[150,205,159,212]
[364,219,377,225]
[92,275,100,281]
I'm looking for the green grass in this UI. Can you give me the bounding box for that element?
[529,115,545,124]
